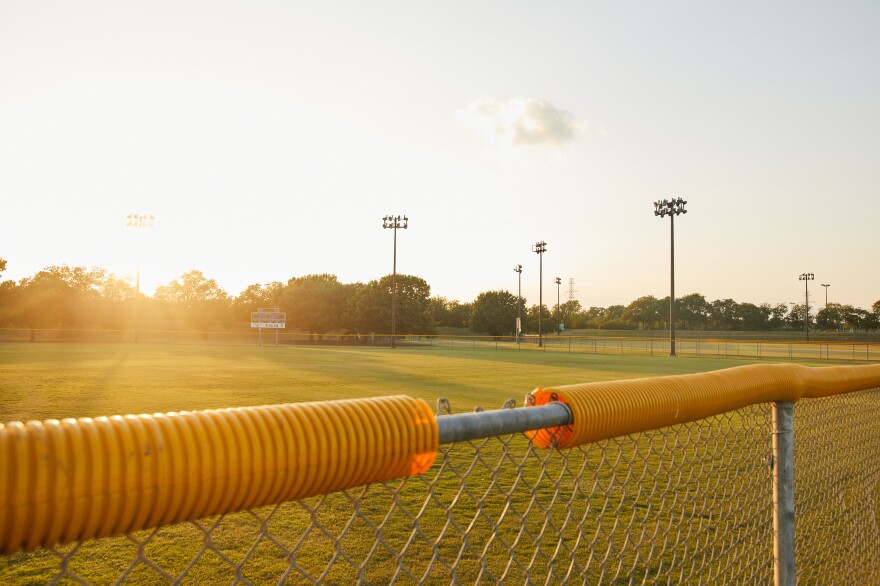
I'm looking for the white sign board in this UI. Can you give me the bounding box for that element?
[251,308,286,329]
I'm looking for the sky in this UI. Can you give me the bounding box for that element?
[1,1,879,310]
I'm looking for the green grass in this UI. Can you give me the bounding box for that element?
[0,342,861,583]
[0,342,763,422]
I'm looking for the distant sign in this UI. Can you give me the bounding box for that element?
[251,308,286,329]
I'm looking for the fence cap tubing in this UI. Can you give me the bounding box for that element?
[0,395,438,555]
[526,363,880,449]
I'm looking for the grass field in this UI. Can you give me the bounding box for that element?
[0,342,777,423]
[0,342,861,583]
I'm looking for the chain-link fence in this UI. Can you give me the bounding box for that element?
[2,327,878,363]
[2,367,879,584]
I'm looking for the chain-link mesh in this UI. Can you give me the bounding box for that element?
[2,328,877,363]
[793,388,880,585]
[1,391,878,584]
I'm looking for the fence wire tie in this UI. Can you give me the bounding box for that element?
[436,397,451,415]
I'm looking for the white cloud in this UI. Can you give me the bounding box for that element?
[457,96,584,147]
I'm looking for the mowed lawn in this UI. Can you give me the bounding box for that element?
[0,341,770,423]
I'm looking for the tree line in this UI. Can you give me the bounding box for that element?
[1,259,878,336]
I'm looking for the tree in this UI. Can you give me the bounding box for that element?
[815,303,844,331]
[736,302,771,331]
[233,282,284,322]
[428,297,472,329]
[469,290,521,336]
[346,274,435,335]
[624,296,662,330]
[557,300,582,329]
[154,270,230,330]
[840,305,869,332]
[0,280,19,326]
[579,306,606,329]
[786,303,809,331]
[280,274,350,336]
[524,304,557,334]
[599,305,630,330]
[768,303,788,329]
[865,310,880,332]
[91,270,137,329]
[448,301,472,328]
[677,293,711,330]
[709,299,739,330]
[16,265,112,328]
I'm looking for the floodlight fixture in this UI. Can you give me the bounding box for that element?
[383,214,409,348]
[654,197,687,218]
[799,273,814,339]
[127,213,155,228]
[383,215,408,230]
[532,241,547,347]
[653,198,687,356]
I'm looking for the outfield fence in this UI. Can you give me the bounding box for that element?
[2,364,880,584]
[3,327,880,364]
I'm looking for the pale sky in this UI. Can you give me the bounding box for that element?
[2,1,878,310]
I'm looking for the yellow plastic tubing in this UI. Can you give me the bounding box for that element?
[0,396,437,555]
[527,363,880,449]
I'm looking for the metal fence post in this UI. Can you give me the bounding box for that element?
[772,401,796,586]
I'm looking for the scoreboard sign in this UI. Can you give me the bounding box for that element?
[251,308,286,329]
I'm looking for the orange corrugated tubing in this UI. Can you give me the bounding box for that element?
[527,363,880,449]
[0,396,438,555]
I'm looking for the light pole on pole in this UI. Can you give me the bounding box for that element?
[555,277,562,335]
[821,283,830,311]
[532,241,547,348]
[514,264,523,344]
[383,214,408,349]
[654,198,687,357]
[799,273,814,339]
[127,213,155,342]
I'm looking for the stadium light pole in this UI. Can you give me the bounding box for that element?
[799,273,814,339]
[514,264,523,344]
[383,214,408,349]
[654,198,687,357]
[555,277,562,335]
[126,213,155,295]
[821,283,830,311]
[127,213,155,343]
[532,241,547,348]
